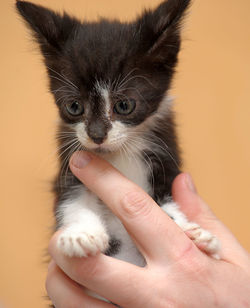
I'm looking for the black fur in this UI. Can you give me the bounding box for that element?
[105,238,122,256]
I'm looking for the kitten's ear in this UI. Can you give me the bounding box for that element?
[136,0,191,66]
[16,1,78,55]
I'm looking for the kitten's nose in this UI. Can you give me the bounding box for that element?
[87,120,108,145]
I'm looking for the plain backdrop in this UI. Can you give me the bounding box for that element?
[1,0,250,307]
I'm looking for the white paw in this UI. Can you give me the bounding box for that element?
[182,223,220,259]
[57,225,109,258]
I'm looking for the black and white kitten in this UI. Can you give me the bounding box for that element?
[16,0,220,270]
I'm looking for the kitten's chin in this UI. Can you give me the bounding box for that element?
[84,143,122,154]
[92,147,113,154]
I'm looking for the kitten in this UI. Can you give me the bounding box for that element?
[16,0,220,271]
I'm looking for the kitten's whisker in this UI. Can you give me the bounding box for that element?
[63,142,83,186]
[112,74,122,92]
[55,94,76,105]
[47,66,78,90]
[57,139,79,152]
[135,75,156,88]
[129,131,171,150]
[113,92,137,105]
[56,132,77,137]
[125,137,155,190]
[116,68,138,90]
[53,89,78,96]
[126,75,156,89]
[116,87,147,103]
[57,136,77,142]
[141,143,165,188]
[140,149,155,192]
[108,137,127,146]
[118,74,156,91]
[59,141,82,188]
[58,139,80,158]
[52,85,76,94]
[56,133,78,140]
[49,76,79,93]
[122,139,144,175]
[144,133,179,168]
[128,132,179,169]
[127,132,171,179]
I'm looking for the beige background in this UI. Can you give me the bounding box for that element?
[1,0,250,307]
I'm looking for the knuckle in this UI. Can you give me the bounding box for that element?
[120,190,153,218]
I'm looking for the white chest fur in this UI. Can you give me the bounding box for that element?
[102,152,150,266]
[104,151,151,193]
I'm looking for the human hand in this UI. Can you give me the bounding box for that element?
[46,152,250,307]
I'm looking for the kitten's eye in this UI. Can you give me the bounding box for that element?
[66,101,84,116]
[114,99,136,115]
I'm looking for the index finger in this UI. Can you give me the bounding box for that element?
[69,151,193,262]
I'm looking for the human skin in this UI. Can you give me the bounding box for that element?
[47,152,250,308]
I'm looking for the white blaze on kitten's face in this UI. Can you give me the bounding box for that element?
[101,88,111,119]
[95,81,111,119]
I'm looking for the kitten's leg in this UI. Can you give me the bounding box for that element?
[161,201,220,259]
[56,193,109,258]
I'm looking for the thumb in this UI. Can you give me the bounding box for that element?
[172,173,248,263]
[172,173,217,226]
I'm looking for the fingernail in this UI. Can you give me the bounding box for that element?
[185,173,197,193]
[71,152,92,169]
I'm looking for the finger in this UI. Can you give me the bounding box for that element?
[46,261,114,308]
[172,173,249,264]
[49,232,147,307]
[172,173,219,226]
[69,151,193,261]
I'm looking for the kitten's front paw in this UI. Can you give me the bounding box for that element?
[57,225,109,258]
[161,201,220,259]
[183,222,220,259]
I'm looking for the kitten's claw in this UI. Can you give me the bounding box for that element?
[57,225,109,258]
[183,223,220,259]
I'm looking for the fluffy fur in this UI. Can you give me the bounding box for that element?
[16,0,220,304]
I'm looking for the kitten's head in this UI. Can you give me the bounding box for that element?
[16,0,190,154]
